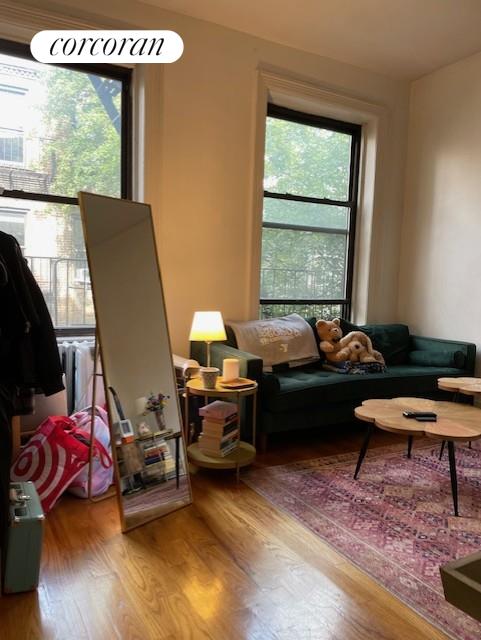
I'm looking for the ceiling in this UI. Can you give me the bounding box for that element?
[141,0,481,79]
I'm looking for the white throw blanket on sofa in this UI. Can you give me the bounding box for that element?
[229,314,320,372]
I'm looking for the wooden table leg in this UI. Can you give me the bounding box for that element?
[439,440,446,460]
[184,388,190,443]
[354,423,373,480]
[447,441,459,517]
[407,435,414,459]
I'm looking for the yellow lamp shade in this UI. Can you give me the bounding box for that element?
[189,311,227,342]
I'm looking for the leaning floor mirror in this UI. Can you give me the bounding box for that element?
[79,192,192,532]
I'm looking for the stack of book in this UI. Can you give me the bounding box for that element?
[140,437,176,481]
[198,400,239,457]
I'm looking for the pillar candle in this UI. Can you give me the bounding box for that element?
[222,358,240,381]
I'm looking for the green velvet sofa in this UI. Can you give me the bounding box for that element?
[190,321,476,450]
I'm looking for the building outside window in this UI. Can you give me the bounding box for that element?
[0,39,131,331]
[260,104,361,320]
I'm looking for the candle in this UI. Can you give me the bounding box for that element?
[222,358,239,382]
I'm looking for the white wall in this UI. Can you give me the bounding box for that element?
[12,0,410,355]
[399,51,481,370]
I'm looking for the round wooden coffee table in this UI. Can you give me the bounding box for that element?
[438,377,481,454]
[438,377,481,398]
[460,382,481,398]
[354,397,481,516]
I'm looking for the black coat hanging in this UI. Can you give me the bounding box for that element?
[0,231,64,399]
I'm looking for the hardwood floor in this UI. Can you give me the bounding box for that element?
[0,424,449,639]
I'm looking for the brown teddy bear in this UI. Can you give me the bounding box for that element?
[315,318,385,365]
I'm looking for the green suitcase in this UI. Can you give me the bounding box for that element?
[3,481,45,594]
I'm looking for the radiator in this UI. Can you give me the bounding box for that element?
[57,338,105,414]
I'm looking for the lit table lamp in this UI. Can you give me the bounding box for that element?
[189,311,227,367]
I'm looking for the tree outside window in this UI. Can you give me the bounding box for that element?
[260,105,361,320]
[0,41,130,330]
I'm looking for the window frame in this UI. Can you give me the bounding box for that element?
[0,38,132,335]
[261,103,361,319]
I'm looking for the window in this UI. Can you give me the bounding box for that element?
[260,104,361,320]
[0,207,27,248]
[0,128,24,164]
[0,39,131,332]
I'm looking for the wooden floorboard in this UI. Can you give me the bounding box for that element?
[0,424,450,639]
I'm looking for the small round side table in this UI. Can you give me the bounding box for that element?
[438,377,481,398]
[438,377,481,455]
[184,378,258,481]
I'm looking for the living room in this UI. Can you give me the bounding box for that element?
[0,1,481,639]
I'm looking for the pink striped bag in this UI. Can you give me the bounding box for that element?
[11,416,90,513]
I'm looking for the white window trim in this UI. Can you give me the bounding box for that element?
[249,67,389,324]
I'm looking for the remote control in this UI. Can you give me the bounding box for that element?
[403,411,437,419]
[414,415,437,422]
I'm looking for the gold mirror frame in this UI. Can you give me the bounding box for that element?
[79,192,192,532]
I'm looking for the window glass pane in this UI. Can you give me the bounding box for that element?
[0,53,121,197]
[0,197,94,327]
[0,206,27,247]
[263,198,349,230]
[264,116,352,201]
[0,128,24,163]
[261,228,347,300]
[260,303,342,320]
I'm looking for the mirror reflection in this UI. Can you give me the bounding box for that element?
[79,192,192,531]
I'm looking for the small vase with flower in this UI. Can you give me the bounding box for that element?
[143,392,169,431]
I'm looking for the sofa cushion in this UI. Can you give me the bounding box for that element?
[261,364,464,413]
[408,350,466,369]
[340,320,410,364]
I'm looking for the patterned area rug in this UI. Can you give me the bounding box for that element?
[243,441,481,640]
